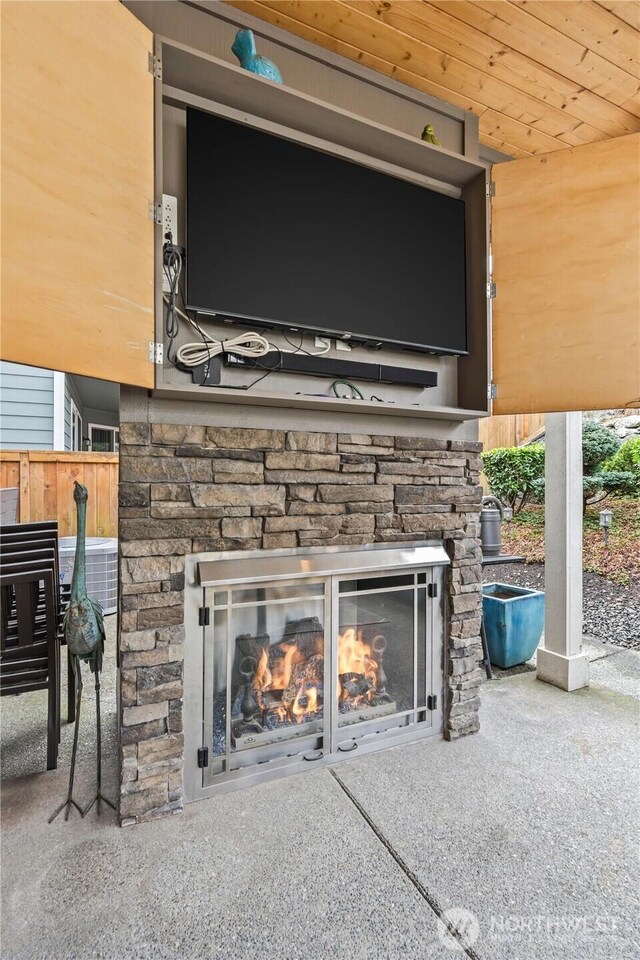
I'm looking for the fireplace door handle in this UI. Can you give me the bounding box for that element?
[338,741,358,753]
[303,750,324,761]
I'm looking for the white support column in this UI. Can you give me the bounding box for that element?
[537,412,589,691]
[52,371,66,451]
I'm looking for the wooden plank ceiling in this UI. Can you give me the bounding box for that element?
[228,0,640,157]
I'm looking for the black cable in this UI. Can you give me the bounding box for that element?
[163,234,182,365]
[172,255,212,386]
[244,346,284,390]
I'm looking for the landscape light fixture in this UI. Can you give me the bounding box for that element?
[502,506,514,522]
[599,508,613,547]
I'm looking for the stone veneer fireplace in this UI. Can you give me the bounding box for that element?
[118,419,483,825]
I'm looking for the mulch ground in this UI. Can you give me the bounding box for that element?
[498,496,640,589]
[483,562,640,651]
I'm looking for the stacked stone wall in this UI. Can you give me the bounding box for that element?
[118,423,484,823]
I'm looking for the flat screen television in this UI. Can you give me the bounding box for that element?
[186,107,468,355]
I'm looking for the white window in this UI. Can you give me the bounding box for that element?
[70,399,83,451]
[87,423,119,452]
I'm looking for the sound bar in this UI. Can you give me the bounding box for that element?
[223,352,438,388]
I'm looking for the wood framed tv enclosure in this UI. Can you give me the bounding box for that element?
[146,4,491,424]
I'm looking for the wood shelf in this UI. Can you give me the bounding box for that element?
[152,383,487,421]
[160,38,485,195]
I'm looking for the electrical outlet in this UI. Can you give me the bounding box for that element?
[336,339,352,352]
[162,194,178,293]
[162,194,178,244]
[315,336,331,350]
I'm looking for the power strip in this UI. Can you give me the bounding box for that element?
[162,194,178,293]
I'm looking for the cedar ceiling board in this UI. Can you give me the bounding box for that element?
[515,0,640,74]
[441,1,640,111]
[234,0,553,155]
[230,0,522,152]
[417,1,638,139]
[1,1,154,388]
[248,0,566,152]
[492,133,640,415]
[242,1,639,156]
[346,0,612,144]
[596,1,640,32]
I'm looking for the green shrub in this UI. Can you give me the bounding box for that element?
[582,420,620,474]
[604,436,640,480]
[480,445,545,513]
[482,424,637,517]
[581,421,635,511]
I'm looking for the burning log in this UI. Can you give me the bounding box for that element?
[283,654,324,705]
[281,616,324,660]
[339,671,373,699]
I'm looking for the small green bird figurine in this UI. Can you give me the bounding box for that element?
[421,124,441,146]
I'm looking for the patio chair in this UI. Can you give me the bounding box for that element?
[0,568,60,769]
[0,522,75,721]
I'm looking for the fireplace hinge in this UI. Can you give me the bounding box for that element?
[197,746,209,769]
[427,694,438,711]
[427,582,439,599]
[198,606,210,626]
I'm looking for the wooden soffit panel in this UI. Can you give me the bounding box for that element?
[492,132,640,414]
[1,1,155,387]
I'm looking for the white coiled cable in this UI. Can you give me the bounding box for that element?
[163,295,331,368]
[175,330,271,368]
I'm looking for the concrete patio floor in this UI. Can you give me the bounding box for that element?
[1,625,639,960]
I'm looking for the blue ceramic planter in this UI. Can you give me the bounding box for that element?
[482,583,545,669]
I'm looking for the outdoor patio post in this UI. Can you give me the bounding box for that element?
[537,411,590,691]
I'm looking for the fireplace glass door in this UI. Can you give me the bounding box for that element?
[197,547,445,794]
[336,573,427,747]
[203,580,330,783]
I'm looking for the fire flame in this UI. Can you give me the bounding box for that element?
[337,628,378,704]
[292,685,319,723]
[249,628,380,726]
[254,643,296,694]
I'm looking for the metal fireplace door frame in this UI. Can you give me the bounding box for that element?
[183,544,446,803]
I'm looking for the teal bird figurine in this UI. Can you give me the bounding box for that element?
[49,481,115,823]
[232,28,283,83]
[421,123,441,146]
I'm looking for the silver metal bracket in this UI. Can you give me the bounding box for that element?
[487,180,496,198]
[148,342,164,365]
[488,382,498,400]
[487,281,496,299]
[148,200,162,225]
[148,52,162,80]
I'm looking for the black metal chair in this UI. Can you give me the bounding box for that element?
[0,568,60,769]
[0,522,75,721]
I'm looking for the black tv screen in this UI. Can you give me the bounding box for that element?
[186,108,468,355]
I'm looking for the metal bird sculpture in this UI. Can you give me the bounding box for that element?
[421,123,441,146]
[49,481,114,822]
[231,28,283,83]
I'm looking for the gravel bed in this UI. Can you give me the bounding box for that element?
[483,562,640,650]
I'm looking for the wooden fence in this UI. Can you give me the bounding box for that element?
[478,413,545,452]
[0,451,118,537]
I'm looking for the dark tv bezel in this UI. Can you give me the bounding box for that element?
[187,307,469,358]
[185,112,469,358]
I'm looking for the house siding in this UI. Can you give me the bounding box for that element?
[0,361,54,449]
